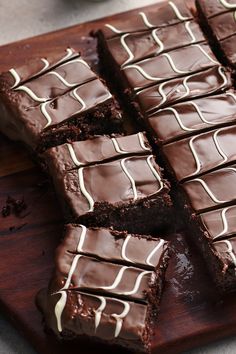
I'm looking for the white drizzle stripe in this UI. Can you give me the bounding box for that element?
[9,68,21,88]
[162,52,192,74]
[214,207,231,239]
[100,266,129,290]
[94,296,106,330]
[194,44,219,65]
[185,21,197,43]
[77,225,87,252]
[38,58,50,74]
[54,254,82,332]
[190,101,216,125]
[40,102,52,128]
[105,23,122,34]
[78,168,94,212]
[218,66,229,88]
[121,235,134,263]
[151,29,164,53]
[219,0,236,9]
[58,48,75,64]
[111,138,128,154]
[120,34,135,67]
[146,155,163,192]
[139,12,154,28]
[14,85,48,102]
[111,300,130,337]
[158,107,195,131]
[46,71,79,88]
[122,270,152,295]
[72,88,86,111]
[138,132,150,150]
[58,57,90,69]
[226,92,236,102]
[188,136,201,176]
[188,178,227,204]
[168,1,191,20]
[123,62,164,82]
[120,158,138,200]
[213,129,228,163]
[146,239,165,266]
[67,143,82,167]
[215,239,236,267]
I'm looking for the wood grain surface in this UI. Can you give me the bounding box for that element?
[0,2,236,354]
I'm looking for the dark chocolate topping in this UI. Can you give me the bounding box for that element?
[122,43,219,91]
[162,125,236,181]
[182,164,236,213]
[196,0,236,18]
[220,34,236,67]
[106,21,205,67]
[209,10,236,40]
[44,132,151,172]
[146,92,236,144]
[136,66,231,114]
[213,237,236,270]
[100,0,193,39]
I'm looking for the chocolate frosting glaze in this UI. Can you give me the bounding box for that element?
[196,0,236,18]
[182,164,236,213]
[43,132,151,172]
[106,21,205,67]
[209,11,236,40]
[213,237,236,270]
[136,66,231,114]
[100,0,193,39]
[163,125,236,181]
[56,154,165,216]
[146,91,236,144]
[122,43,219,91]
[200,206,236,240]
[220,34,236,67]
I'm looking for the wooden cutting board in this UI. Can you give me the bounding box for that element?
[1,2,236,354]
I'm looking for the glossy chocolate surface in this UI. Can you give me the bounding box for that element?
[106,21,205,67]
[220,34,236,66]
[213,237,236,269]
[196,0,236,18]
[44,132,151,172]
[100,0,193,39]
[136,66,231,114]
[182,165,236,213]
[122,43,219,91]
[146,92,236,144]
[209,11,236,40]
[200,206,236,240]
[163,125,236,181]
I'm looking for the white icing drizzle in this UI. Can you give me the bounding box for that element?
[67,143,82,167]
[120,34,134,67]
[104,23,122,34]
[188,135,202,176]
[226,91,236,102]
[78,167,94,211]
[219,0,236,9]
[218,66,229,88]
[40,101,52,128]
[9,68,21,88]
[213,129,228,163]
[168,1,191,20]
[120,158,138,200]
[215,239,236,267]
[100,266,129,290]
[158,107,195,131]
[146,155,163,192]
[184,21,197,43]
[77,224,87,252]
[111,137,128,154]
[38,58,50,74]
[146,239,165,266]
[188,178,227,204]
[122,270,152,295]
[190,101,216,125]
[123,61,164,84]
[94,296,106,330]
[54,254,82,332]
[111,300,130,337]
[121,235,134,263]
[72,88,87,111]
[162,52,191,74]
[194,44,219,65]
[139,11,155,28]
[46,71,79,88]
[151,29,164,54]
[214,207,231,239]
[14,85,48,102]
[138,132,150,150]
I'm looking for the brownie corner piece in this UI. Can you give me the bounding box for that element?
[42,132,172,234]
[37,224,170,352]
